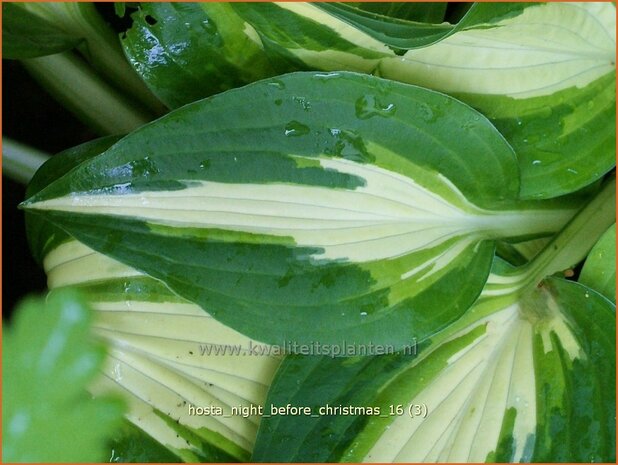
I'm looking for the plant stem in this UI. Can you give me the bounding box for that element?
[22,52,152,136]
[2,139,50,185]
[18,2,166,115]
[485,176,616,297]
[521,175,616,286]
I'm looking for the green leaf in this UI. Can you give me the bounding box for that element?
[235,2,616,198]
[530,280,615,462]
[2,2,82,59]
[452,71,616,199]
[23,72,576,351]
[2,289,125,462]
[580,223,616,303]
[121,2,277,108]
[119,2,615,196]
[116,1,506,107]
[254,274,616,462]
[254,184,616,462]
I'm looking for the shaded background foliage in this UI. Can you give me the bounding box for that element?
[2,3,127,315]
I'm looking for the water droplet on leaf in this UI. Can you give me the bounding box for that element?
[293,96,311,111]
[284,121,310,137]
[268,79,285,90]
[418,103,436,122]
[355,95,396,119]
[313,72,340,80]
[130,156,159,177]
[112,363,123,382]
[324,129,372,162]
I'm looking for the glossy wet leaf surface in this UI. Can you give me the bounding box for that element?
[121,2,276,108]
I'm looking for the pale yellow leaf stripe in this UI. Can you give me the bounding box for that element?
[360,291,583,462]
[47,241,280,457]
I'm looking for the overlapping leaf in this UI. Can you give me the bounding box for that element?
[23,72,577,351]
[81,270,280,462]
[229,2,498,65]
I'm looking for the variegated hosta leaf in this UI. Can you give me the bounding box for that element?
[253,272,616,463]
[579,223,616,303]
[115,2,507,108]
[23,72,577,351]
[46,240,281,462]
[232,2,616,198]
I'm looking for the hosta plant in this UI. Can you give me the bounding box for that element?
[2,1,615,463]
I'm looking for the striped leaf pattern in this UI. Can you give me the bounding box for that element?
[23,72,576,351]
[47,240,281,462]
[254,271,616,462]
